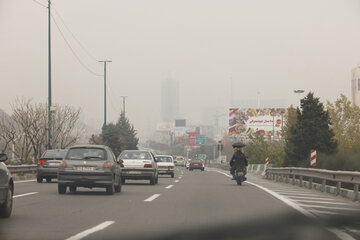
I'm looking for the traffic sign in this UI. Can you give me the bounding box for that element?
[195,134,206,145]
[198,154,206,159]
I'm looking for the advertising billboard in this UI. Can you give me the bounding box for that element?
[229,108,288,137]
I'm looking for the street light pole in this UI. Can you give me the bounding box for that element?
[99,60,112,128]
[47,0,52,149]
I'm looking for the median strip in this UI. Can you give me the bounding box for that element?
[13,192,38,198]
[66,221,115,240]
[14,179,36,184]
[144,194,160,202]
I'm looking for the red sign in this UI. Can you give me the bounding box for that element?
[188,132,199,146]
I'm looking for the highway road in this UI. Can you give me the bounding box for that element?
[1,168,359,240]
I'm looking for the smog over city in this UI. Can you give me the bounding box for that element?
[1,0,360,140]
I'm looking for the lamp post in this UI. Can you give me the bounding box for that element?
[98,60,112,128]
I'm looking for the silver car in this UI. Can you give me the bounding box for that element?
[118,150,159,185]
[0,153,13,218]
[37,149,68,183]
[57,145,122,195]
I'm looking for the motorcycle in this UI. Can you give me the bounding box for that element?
[233,166,246,185]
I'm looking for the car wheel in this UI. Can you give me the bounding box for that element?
[106,184,114,195]
[37,176,43,183]
[58,184,66,194]
[115,179,122,193]
[46,178,51,183]
[0,186,13,218]
[150,177,155,185]
[69,186,77,193]
[170,173,174,178]
[121,177,126,184]
[201,168,204,171]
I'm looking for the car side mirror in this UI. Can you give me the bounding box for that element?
[117,159,123,164]
[0,153,8,162]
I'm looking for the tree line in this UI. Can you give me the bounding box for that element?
[0,98,84,164]
[227,92,360,171]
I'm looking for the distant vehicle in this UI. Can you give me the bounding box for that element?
[174,156,185,167]
[0,153,13,218]
[118,150,159,185]
[189,159,205,171]
[37,149,68,183]
[155,155,175,178]
[57,145,122,195]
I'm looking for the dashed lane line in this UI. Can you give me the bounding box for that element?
[165,185,174,189]
[66,221,115,240]
[144,194,160,202]
[175,180,179,183]
[13,192,38,198]
[14,179,36,184]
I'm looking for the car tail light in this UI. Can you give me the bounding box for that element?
[103,162,113,168]
[120,163,124,168]
[144,164,152,168]
[59,161,67,168]
[168,166,174,169]
[38,159,47,165]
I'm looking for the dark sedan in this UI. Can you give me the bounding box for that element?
[37,149,68,183]
[0,153,13,218]
[57,145,122,195]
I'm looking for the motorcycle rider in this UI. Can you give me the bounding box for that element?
[230,144,248,180]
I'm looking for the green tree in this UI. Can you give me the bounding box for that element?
[326,94,360,151]
[89,113,138,157]
[284,92,337,167]
[244,135,285,166]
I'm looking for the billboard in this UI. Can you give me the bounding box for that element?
[229,108,288,137]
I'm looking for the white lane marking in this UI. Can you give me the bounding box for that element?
[14,179,36,183]
[13,192,38,198]
[180,170,184,174]
[298,204,360,211]
[144,194,160,202]
[246,181,315,218]
[66,221,115,240]
[174,180,179,183]
[329,228,356,240]
[295,200,351,205]
[165,185,174,189]
[287,196,340,201]
[275,192,320,196]
[312,210,346,216]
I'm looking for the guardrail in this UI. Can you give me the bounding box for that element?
[7,164,37,174]
[266,167,360,201]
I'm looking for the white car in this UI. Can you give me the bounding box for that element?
[118,150,159,185]
[155,155,175,178]
[185,159,191,169]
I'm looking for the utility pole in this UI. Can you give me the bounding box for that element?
[120,96,128,117]
[98,60,112,128]
[47,0,52,149]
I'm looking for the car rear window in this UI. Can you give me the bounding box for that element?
[191,160,203,163]
[66,147,106,160]
[41,150,68,159]
[120,151,152,160]
[155,156,172,162]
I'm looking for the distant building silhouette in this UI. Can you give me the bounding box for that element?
[161,75,179,122]
[352,67,360,106]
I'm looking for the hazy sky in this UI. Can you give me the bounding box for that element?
[1,0,360,139]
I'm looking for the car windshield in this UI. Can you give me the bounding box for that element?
[66,147,106,160]
[42,150,67,159]
[155,156,172,162]
[120,151,152,160]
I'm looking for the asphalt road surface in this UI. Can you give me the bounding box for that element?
[1,168,359,240]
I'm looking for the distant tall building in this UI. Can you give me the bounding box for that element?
[351,67,360,106]
[161,76,179,122]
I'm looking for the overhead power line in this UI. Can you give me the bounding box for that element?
[31,0,47,8]
[51,6,99,62]
[50,14,103,76]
